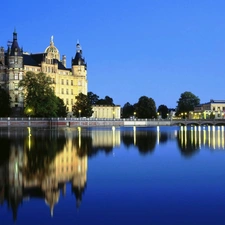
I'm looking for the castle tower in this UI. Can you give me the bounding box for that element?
[7,30,24,116]
[71,41,88,96]
[0,47,6,89]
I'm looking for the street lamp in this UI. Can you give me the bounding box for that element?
[185,112,187,119]
[133,111,136,119]
[78,109,81,119]
[113,111,115,119]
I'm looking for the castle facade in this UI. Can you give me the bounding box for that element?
[0,30,87,116]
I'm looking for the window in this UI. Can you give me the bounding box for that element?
[71,89,73,95]
[61,79,64,85]
[71,99,73,105]
[14,83,18,90]
[66,99,69,105]
[66,80,68,85]
[213,107,215,111]
[71,80,73,85]
[15,95,18,102]
[61,88,64,94]
[14,74,18,80]
[66,89,68,94]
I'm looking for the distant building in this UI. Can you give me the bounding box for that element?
[92,105,121,119]
[190,99,225,119]
[0,30,87,116]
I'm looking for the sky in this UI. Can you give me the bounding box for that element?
[1,0,225,108]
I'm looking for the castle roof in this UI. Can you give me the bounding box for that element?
[72,42,87,67]
[23,53,69,70]
[10,30,22,56]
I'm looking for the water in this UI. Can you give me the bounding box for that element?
[0,126,225,225]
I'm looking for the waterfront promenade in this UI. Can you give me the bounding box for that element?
[1,117,225,128]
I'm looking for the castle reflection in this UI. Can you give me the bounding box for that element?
[0,128,88,221]
[0,125,224,221]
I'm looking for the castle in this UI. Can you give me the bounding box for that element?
[0,30,87,116]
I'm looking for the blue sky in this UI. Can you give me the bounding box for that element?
[1,0,225,108]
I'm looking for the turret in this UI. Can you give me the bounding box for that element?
[7,30,24,116]
[10,29,22,56]
[62,55,66,67]
[71,42,87,69]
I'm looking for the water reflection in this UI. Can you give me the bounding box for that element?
[0,125,225,222]
[177,125,225,156]
[0,128,87,221]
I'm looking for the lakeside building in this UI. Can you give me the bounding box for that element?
[190,99,225,119]
[92,105,121,119]
[0,30,87,117]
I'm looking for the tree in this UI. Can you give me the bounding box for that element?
[56,97,67,117]
[19,72,58,117]
[72,93,93,117]
[0,87,11,117]
[87,92,99,105]
[122,102,134,118]
[157,104,169,119]
[176,91,200,117]
[135,96,156,118]
[96,95,114,106]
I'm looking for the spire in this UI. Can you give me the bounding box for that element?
[76,41,81,53]
[50,35,54,46]
[13,28,17,40]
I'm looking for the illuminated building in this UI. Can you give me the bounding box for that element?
[0,30,87,116]
[191,99,225,119]
[92,105,121,119]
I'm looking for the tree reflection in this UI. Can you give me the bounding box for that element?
[136,131,157,154]
[121,132,135,148]
[159,132,169,144]
[23,130,66,181]
[0,136,10,166]
[72,135,94,157]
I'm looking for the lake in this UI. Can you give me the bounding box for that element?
[0,125,225,225]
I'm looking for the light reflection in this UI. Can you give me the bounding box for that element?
[178,126,225,150]
[0,126,225,222]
